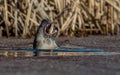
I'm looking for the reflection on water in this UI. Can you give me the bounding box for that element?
[0,48,120,57]
[0,51,34,57]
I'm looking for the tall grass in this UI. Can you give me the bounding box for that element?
[0,0,120,38]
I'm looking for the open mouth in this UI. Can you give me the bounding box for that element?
[44,24,58,36]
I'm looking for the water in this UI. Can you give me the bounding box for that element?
[0,48,120,57]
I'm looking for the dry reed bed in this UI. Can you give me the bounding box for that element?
[0,0,120,38]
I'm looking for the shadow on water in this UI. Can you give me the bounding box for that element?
[0,47,120,57]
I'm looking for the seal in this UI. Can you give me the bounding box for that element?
[33,19,58,50]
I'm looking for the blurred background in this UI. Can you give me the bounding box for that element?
[0,0,120,38]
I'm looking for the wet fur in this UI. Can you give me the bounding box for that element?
[33,19,58,49]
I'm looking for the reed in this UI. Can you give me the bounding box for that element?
[0,0,120,37]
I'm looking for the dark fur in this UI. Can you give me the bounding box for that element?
[33,19,58,50]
